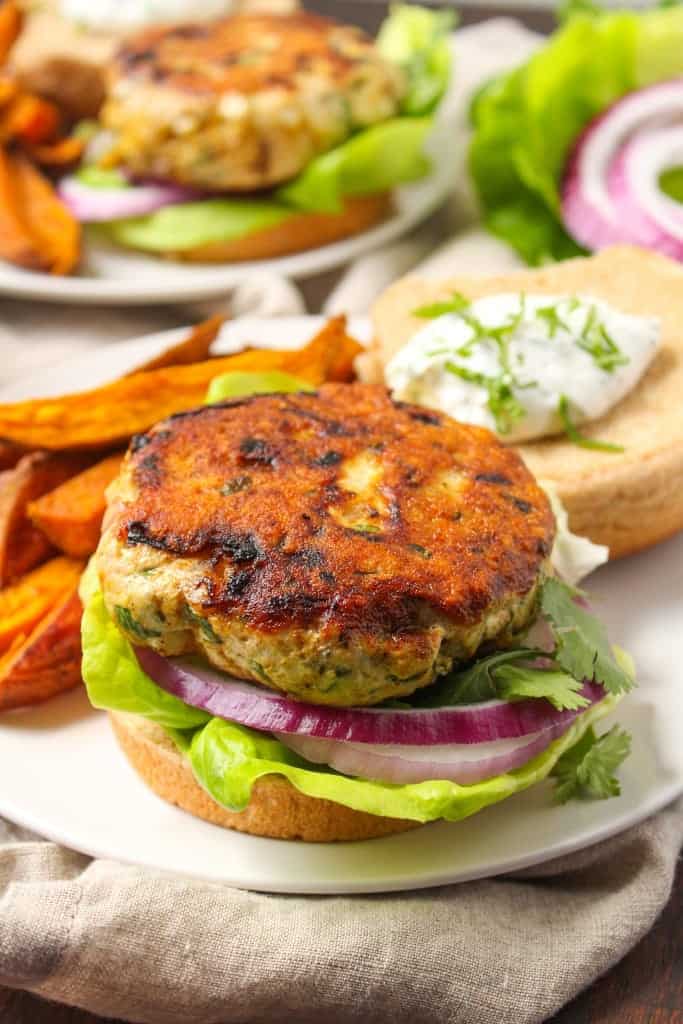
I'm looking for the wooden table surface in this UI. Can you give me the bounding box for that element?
[1,3,681,1023]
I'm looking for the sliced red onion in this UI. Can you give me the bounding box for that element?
[58,175,197,222]
[561,78,683,258]
[135,646,605,747]
[277,718,581,784]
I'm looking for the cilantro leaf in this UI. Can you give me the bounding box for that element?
[540,578,635,696]
[413,291,470,319]
[417,648,539,705]
[494,664,590,711]
[552,725,632,803]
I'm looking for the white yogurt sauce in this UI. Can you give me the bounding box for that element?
[60,0,236,31]
[385,293,659,443]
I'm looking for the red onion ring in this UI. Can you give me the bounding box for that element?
[135,646,605,747]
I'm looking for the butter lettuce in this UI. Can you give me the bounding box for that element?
[276,117,432,214]
[85,4,451,250]
[469,6,683,265]
[205,371,314,404]
[81,591,619,823]
[82,591,210,730]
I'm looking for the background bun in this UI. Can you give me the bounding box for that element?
[368,246,683,559]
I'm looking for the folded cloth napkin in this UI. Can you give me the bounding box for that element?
[0,805,681,1024]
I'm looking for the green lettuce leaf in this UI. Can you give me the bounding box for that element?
[97,198,296,253]
[469,6,683,264]
[81,591,621,823]
[276,116,433,214]
[376,4,455,116]
[81,591,210,730]
[205,371,314,405]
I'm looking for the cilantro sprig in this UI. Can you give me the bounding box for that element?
[551,725,631,803]
[539,578,635,696]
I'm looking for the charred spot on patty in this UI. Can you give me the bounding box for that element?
[113,384,554,638]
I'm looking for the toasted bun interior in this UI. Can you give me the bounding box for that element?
[367,246,683,559]
[158,192,393,263]
[109,711,419,842]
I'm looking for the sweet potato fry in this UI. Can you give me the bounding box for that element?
[0,554,83,655]
[131,315,225,375]
[0,147,80,273]
[26,135,84,169]
[0,585,82,710]
[0,317,363,450]
[0,1,22,65]
[28,452,124,557]
[10,151,80,273]
[0,145,46,270]
[0,450,92,584]
[0,93,60,146]
[0,439,27,470]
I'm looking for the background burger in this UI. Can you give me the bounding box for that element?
[81,376,635,842]
[10,0,299,121]
[54,5,453,262]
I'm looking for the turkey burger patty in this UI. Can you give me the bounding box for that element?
[101,12,406,192]
[96,384,555,707]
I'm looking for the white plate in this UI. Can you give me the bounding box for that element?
[0,318,681,893]
[0,35,462,307]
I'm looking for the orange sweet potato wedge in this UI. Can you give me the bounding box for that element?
[0,555,83,656]
[0,317,362,450]
[0,585,82,710]
[0,145,46,270]
[0,147,80,274]
[28,452,124,558]
[0,450,92,585]
[26,136,85,169]
[130,315,224,375]
[0,93,60,146]
[0,439,27,470]
[0,1,22,65]
[10,151,80,273]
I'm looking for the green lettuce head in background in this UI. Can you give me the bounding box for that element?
[88,4,454,253]
[469,5,683,265]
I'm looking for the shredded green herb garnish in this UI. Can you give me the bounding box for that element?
[577,306,629,372]
[413,291,470,319]
[557,395,625,452]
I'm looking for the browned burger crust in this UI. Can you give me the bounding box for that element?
[118,384,552,632]
[113,13,384,97]
[110,710,419,841]
[97,384,553,706]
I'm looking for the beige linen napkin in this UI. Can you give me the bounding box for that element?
[0,806,681,1023]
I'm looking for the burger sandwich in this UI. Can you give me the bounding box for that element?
[56,5,453,262]
[81,373,635,841]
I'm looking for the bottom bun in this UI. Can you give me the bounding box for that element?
[165,192,394,263]
[109,711,419,842]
